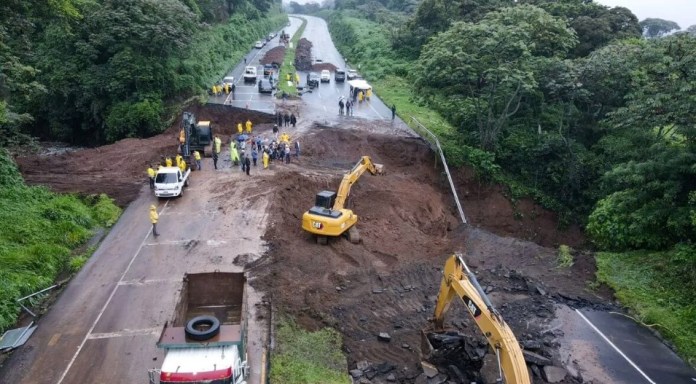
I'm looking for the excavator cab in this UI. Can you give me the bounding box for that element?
[308,191,342,219]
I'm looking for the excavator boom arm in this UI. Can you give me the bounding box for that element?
[432,254,530,384]
[332,156,382,210]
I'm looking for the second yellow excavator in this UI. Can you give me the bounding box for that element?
[423,254,531,384]
[301,156,383,244]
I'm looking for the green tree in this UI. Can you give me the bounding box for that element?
[415,5,576,150]
[640,18,680,38]
[588,34,696,250]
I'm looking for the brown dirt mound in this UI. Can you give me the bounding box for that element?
[260,46,285,66]
[15,103,275,206]
[294,38,312,71]
[311,63,338,72]
[252,126,595,384]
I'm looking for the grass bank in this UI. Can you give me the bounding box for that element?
[277,17,307,97]
[270,318,349,383]
[596,248,696,366]
[0,150,121,331]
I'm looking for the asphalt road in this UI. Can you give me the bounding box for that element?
[209,15,396,125]
[0,161,273,383]
[557,307,696,383]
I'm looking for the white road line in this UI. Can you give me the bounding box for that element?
[57,201,170,384]
[87,328,160,340]
[575,309,657,384]
[366,101,384,119]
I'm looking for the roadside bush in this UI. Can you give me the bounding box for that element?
[271,318,349,384]
[0,150,122,332]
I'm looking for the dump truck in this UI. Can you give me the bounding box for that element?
[148,272,249,384]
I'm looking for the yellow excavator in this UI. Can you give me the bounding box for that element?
[423,254,531,384]
[301,156,383,245]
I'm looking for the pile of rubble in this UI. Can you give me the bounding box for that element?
[294,38,313,70]
[260,46,285,66]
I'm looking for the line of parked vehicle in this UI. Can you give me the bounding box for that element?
[254,31,278,49]
[305,67,358,89]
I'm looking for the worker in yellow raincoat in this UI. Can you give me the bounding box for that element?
[295,73,300,84]
[358,90,364,102]
[147,166,156,189]
[286,73,291,81]
[178,158,187,173]
[224,83,230,94]
[214,136,222,155]
[237,122,243,134]
[175,154,183,167]
[262,150,270,169]
[279,132,290,143]
[193,150,202,171]
[245,119,252,134]
[165,157,173,167]
[366,88,372,101]
[230,142,240,166]
[149,205,160,237]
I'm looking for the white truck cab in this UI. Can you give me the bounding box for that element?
[154,167,190,198]
[243,66,257,83]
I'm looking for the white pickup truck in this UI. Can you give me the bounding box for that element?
[243,66,257,83]
[154,167,190,198]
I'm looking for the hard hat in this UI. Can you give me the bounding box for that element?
[150,205,156,210]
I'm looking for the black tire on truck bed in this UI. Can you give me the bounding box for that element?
[185,315,221,341]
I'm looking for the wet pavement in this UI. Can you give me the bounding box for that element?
[0,156,273,383]
[556,305,696,383]
[208,15,397,126]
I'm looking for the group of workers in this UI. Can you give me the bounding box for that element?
[149,118,301,237]
[350,87,372,103]
[276,111,297,127]
[211,82,235,96]
[225,130,298,173]
[237,119,255,134]
[147,151,202,189]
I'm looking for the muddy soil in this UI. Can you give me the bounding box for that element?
[15,105,603,383]
[251,127,603,383]
[14,103,274,206]
[260,46,285,66]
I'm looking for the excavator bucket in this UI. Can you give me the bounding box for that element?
[374,163,384,174]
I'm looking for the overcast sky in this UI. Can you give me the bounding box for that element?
[590,0,695,29]
[285,0,696,30]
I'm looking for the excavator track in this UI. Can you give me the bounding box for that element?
[347,226,360,244]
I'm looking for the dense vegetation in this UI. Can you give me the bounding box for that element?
[271,318,350,383]
[318,0,696,362]
[0,0,286,146]
[0,0,285,332]
[0,150,121,331]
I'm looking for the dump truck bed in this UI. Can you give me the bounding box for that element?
[157,272,246,349]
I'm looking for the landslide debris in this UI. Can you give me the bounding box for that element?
[294,38,313,70]
[260,46,285,66]
[251,126,596,384]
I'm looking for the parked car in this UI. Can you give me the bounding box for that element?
[307,72,320,88]
[254,40,264,49]
[320,70,331,83]
[335,69,346,82]
[222,76,235,88]
[263,64,274,77]
[258,78,274,93]
[268,33,274,41]
[347,69,358,80]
